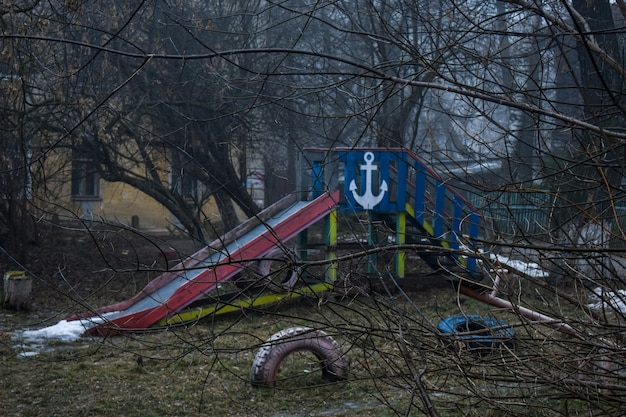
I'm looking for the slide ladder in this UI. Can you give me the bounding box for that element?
[335,148,484,279]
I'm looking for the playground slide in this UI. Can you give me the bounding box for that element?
[69,190,340,335]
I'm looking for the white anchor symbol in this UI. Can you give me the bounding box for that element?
[349,152,388,210]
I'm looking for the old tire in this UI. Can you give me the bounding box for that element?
[251,326,349,388]
[257,247,301,292]
[437,315,515,352]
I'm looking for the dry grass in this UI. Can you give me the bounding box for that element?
[0,220,623,417]
[0,223,622,417]
[2,283,616,417]
[1,297,405,416]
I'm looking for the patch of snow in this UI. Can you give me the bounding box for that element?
[12,313,116,357]
[19,319,88,343]
[490,254,549,278]
[12,320,89,358]
[587,287,626,313]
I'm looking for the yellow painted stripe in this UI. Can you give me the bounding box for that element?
[405,202,439,245]
[158,282,333,326]
[405,203,415,217]
[405,203,467,266]
[404,202,467,266]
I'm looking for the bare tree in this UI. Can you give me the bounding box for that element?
[4,0,626,416]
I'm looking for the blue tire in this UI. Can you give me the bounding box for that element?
[437,315,515,351]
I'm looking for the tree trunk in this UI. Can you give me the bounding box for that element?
[570,0,625,210]
[214,189,240,231]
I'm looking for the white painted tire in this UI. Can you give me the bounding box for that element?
[251,326,349,388]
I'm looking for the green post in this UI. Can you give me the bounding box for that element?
[396,211,406,278]
[325,209,338,282]
[297,228,308,262]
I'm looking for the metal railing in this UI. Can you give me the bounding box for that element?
[468,191,553,237]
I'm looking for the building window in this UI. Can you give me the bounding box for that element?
[71,159,100,200]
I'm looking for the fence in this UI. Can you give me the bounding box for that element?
[468,191,554,237]
[469,191,626,247]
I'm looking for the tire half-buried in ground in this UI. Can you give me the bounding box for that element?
[437,314,515,352]
[251,326,349,388]
[256,247,301,292]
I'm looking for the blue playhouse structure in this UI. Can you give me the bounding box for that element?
[298,147,484,281]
